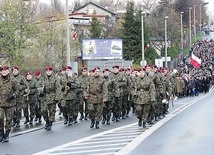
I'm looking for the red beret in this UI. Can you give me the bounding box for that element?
[81,67,87,72]
[74,72,78,76]
[12,66,19,71]
[112,65,119,69]
[103,68,110,73]
[152,65,157,69]
[89,69,95,73]
[35,70,41,76]
[94,67,100,71]
[2,66,9,70]
[125,68,131,71]
[140,68,146,71]
[25,72,32,77]
[45,66,53,71]
[61,66,66,71]
[119,68,125,72]
[157,69,161,73]
[67,66,72,70]
[146,64,151,68]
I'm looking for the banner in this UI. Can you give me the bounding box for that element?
[191,53,201,68]
[82,39,123,60]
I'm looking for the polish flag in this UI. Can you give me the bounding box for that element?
[72,32,77,41]
[191,53,201,68]
[145,44,150,49]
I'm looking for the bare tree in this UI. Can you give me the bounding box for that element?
[139,0,158,10]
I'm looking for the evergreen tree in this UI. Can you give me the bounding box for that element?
[89,10,102,38]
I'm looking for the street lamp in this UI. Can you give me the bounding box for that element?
[66,0,71,66]
[193,5,196,42]
[181,12,184,51]
[141,12,145,67]
[199,4,202,32]
[164,16,168,68]
[189,7,192,49]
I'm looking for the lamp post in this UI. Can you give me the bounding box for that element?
[66,0,71,66]
[165,16,168,68]
[141,12,145,67]
[199,4,202,32]
[193,5,196,42]
[189,7,192,49]
[181,12,184,60]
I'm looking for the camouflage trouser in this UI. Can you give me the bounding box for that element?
[88,103,103,122]
[0,107,13,132]
[121,93,128,117]
[102,101,113,117]
[79,99,88,116]
[41,102,56,122]
[135,104,150,122]
[112,97,122,117]
[35,100,42,118]
[62,100,76,119]
[13,98,24,121]
[23,96,37,119]
[149,101,158,118]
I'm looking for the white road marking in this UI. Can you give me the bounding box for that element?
[33,87,214,155]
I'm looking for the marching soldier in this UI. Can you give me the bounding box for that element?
[12,66,27,128]
[61,66,80,126]
[34,70,44,123]
[102,68,120,125]
[42,66,61,130]
[84,67,108,129]
[111,65,127,122]
[23,72,38,125]
[0,66,20,142]
[133,68,156,128]
[78,67,89,120]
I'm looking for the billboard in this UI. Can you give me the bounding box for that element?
[82,39,123,60]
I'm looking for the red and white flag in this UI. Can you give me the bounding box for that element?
[72,32,77,41]
[145,44,150,49]
[191,53,201,68]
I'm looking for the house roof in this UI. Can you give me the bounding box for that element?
[72,2,116,16]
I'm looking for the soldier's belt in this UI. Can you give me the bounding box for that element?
[137,89,149,91]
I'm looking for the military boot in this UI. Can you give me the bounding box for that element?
[102,115,106,124]
[143,122,147,128]
[46,122,52,130]
[106,116,110,125]
[34,117,37,122]
[3,130,9,142]
[79,113,84,120]
[84,114,88,120]
[16,120,20,128]
[12,118,16,127]
[95,121,99,129]
[126,111,130,117]
[122,112,126,119]
[112,115,115,121]
[90,119,95,128]
[38,116,42,123]
[29,117,34,125]
[64,115,68,125]
[24,117,29,124]
[0,128,4,142]
[138,119,142,127]
[115,115,120,122]
[68,117,73,126]
[44,121,49,130]
[73,116,78,123]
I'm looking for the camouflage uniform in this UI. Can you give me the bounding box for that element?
[12,74,27,127]
[58,71,67,115]
[23,74,38,124]
[42,68,61,130]
[148,71,164,122]
[35,73,45,123]
[84,68,108,129]
[162,73,172,115]
[110,69,127,122]
[78,73,89,120]
[133,73,156,128]
[0,67,20,142]
[61,74,80,126]
[102,72,120,125]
